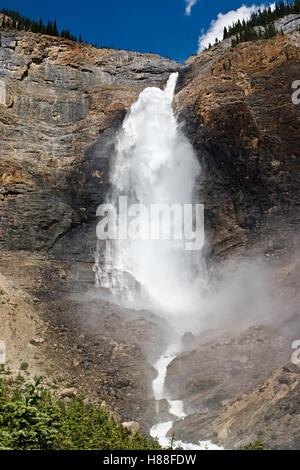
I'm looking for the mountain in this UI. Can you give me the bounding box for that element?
[0,20,300,449]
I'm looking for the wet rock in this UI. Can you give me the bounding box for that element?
[181,332,196,350]
[154,399,173,423]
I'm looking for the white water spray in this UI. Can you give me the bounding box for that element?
[95,73,222,449]
[95,73,206,320]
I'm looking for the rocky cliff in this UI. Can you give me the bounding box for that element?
[0,30,178,251]
[174,32,300,262]
[169,31,300,449]
[1,25,300,448]
[0,29,178,430]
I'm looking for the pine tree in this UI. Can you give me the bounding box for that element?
[53,20,59,37]
[39,18,45,34]
[0,6,114,49]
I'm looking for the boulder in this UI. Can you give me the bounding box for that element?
[121,421,140,435]
[60,387,78,398]
[29,337,45,346]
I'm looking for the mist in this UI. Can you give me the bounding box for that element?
[94,73,208,318]
[92,73,297,450]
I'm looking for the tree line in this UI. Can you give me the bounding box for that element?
[204,0,300,51]
[0,8,81,43]
[230,23,278,47]
[225,0,300,47]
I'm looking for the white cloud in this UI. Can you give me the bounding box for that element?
[185,0,198,16]
[197,3,275,52]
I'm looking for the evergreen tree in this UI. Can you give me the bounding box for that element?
[53,20,59,37]
[226,0,299,47]
[0,8,84,44]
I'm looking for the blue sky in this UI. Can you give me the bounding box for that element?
[1,0,275,62]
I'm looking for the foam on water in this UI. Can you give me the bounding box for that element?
[150,350,223,450]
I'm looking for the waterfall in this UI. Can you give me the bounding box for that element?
[94,73,206,320]
[94,73,222,450]
[150,352,222,450]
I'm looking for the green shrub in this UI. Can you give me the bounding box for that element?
[242,440,265,450]
[0,377,162,450]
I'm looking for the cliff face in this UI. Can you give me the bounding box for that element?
[0,30,178,251]
[1,26,300,448]
[2,29,299,263]
[174,33,300,262]
[168,32,300,449]
[0,29,178,431]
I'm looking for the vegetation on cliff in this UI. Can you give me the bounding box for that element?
[226,0,300,47]
[203,0,300,50]
[242,441,266,450]
[0,377,162,450]
[0,8,78,41]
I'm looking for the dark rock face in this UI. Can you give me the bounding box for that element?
[0,191,78,250]
[166,32,300,449]
[174,34,300,262]
[172,361,300,450]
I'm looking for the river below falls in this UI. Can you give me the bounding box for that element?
[150,353,223,450]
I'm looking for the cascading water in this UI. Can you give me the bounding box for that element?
[94,72,206,317]
[94,73,222,450]
[150,351,222,450]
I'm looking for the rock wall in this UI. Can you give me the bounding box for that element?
[174,33,300,263]
[0,29,179,434]
[1,29,299,264]
[275,13,300,34]
[0,30,179,252]
[166,31,300,449]
[1,26,300,448]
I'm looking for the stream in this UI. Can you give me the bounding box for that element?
[150,352,223,450]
